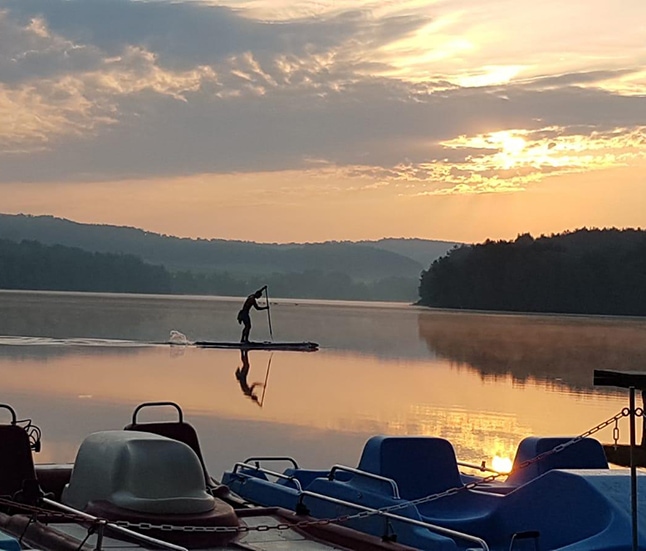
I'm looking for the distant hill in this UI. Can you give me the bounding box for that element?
[0,213,459,301]
[358,238,460,266]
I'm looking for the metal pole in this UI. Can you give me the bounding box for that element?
[629,386,638,551]
[94,520,106,551]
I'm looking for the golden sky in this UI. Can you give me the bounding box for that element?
[1,0,645,243]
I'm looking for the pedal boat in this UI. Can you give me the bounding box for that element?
[222,434,646,550]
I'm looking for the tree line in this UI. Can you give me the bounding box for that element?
[418,228,646,316]
[0,239,417,301]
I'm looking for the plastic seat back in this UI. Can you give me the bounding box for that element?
[357,436,463,500]
[124,402,211,485]
[506,436,608,486]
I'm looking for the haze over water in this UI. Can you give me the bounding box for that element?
[1,290,645,479]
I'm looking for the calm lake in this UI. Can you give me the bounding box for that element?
[1,290,645,479]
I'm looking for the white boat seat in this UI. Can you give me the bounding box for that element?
[62,430,215,514]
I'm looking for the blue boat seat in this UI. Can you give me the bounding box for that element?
[357,436,463,500]
[506,437,608,487]
[350,436,504,537]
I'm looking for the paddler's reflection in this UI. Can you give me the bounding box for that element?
[235,349,265,406]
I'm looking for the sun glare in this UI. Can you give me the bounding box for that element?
[491,455,513,474]
[495,132,526,154]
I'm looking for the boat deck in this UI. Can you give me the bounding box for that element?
[48,515,359,551]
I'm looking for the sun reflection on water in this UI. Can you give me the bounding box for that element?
[491,455,513,474]
[399,404,527,470]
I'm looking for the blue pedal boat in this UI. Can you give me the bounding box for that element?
[222,434,646,550]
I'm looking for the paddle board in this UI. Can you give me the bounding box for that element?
[193,341,319,351]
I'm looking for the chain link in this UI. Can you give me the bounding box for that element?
[613,419,620,448]
[1,407,639,538]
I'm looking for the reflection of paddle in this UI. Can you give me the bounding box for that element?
[259,354,273,407]
[265,286,274,341]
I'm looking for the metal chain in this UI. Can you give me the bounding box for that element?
[613,418,620,449]
[113,521,237,533]
[2,407,640,537]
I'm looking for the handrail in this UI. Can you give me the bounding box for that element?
[328,465,401,499]
[232,462,303,491]
[457,460,509,475]
[242,456,300,470]
[43,498,189,551]
[298,490,490,551]
[0,404,17,425]
[131,402,183,425]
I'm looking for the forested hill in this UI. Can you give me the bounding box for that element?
[418,229,646,316]
[0,214,458,301]
[0,214,456,281]
[0,239,172,293]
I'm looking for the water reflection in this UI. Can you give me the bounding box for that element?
[2,343,638,475]
[234,350,270,407]
[2,291,645,477]
[418,310,646,389]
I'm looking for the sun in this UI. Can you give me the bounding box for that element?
[488,131,528,169]
[491,131,527,155]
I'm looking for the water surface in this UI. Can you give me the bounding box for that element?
[1,290,644,479]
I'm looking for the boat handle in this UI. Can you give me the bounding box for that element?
[242,456,300,469]
[131,402,183,424]
[0,404,17,425]
[328,465,401,500]
[232,462,303,491]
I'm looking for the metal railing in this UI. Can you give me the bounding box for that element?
[232,462,304,491]
[298,489,490,551]
[327,464,401,498]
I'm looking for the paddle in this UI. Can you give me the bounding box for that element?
[264,286,274,341]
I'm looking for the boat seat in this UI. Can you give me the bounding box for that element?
[357,436,463,500]
[124,405,211,486]
[506,436,608,487]
[0,424,38,501]
[62,430,216,514]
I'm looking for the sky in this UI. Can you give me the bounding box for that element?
[1,0,645,243]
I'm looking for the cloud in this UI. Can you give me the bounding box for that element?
[0,0,645,196]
